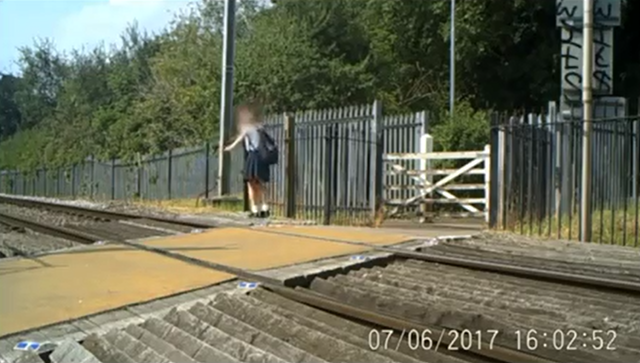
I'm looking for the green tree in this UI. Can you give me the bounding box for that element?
[13,39,67,130]
[0,73,22,139]
[1,0,639,172]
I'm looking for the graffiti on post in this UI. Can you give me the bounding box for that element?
[560,25,582,98]
[556,0,620,103]
[556,0,621,26]
[560,26,614,99]
[593,27,614,94]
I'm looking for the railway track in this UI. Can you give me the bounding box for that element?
[10,245,640,363]
[2,196,639,363]
[0,195,212,229]
[251,229,640,294]
[0,195,214,245]
[0,212,101,244]
[3,196,639,294]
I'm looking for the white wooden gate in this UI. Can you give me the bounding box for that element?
[384,134,491,221]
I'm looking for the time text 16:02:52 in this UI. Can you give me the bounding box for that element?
[515,329,617,351]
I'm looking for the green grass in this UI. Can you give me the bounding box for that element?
[293,210,374,226]
[133,198,374,225]
[505,209,639,247]
[132,198,244,214]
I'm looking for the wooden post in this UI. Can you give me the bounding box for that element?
[72,164,77,198]
[489,113,502,229]
[484,144,491,224]
[417,111,431,222]
[204,142,210,199]
[110,158,116,200]
[497,125,507,229]
[370,100,383,222]
[56,169,61,196]
[90,155,95,199]
[419,134,434,222]
[43,168,47,196]
[284,113,297,218]
[167,150,173,200]
[549,102,561,219]
[137,158,143,200]
[323,124,333,225]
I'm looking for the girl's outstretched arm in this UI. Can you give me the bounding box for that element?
[224,130,246,152]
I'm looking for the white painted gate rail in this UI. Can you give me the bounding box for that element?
[384,134,491,221]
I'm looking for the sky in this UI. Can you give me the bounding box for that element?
[0,0,192,74]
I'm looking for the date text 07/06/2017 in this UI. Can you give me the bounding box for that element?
[368,329,500,352]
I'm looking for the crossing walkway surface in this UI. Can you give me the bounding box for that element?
[0,225,461,338]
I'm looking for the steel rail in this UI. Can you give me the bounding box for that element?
[0,212,101,244]
[391,249,640,294]
[0,195,214,229]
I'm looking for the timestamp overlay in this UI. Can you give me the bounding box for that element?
[366,327,637,362]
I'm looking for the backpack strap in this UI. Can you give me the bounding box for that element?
[260,128,275,146]
[244,126,260,150]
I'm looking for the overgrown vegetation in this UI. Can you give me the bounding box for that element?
[1,0,639,171]
[509,209,639,247]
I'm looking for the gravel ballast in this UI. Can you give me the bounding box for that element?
[0,194,316,227]
[0,230,80,258]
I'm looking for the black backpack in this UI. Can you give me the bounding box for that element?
[257,128,279,165]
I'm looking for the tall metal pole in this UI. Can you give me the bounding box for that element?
[217,0,236,197]
[580,0,594,242]
[449,0,456,116]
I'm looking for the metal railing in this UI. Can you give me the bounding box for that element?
[489,108,639,246]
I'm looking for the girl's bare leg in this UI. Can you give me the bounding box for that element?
[247,180,259,214]
[252,180,263,207]
[248,180,269,217]
[259,183,269,214]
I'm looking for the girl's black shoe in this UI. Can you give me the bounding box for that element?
[259,210,270,218]
[248,212,259,218]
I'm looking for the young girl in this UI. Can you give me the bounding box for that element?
[224,105,270,218]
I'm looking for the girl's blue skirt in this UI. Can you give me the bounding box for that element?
[244,150,270,183]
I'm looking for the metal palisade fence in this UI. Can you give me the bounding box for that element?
[0,145,245,202]
[489,99,640,246]
[261,103,427,224]
[0,101,428,225]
